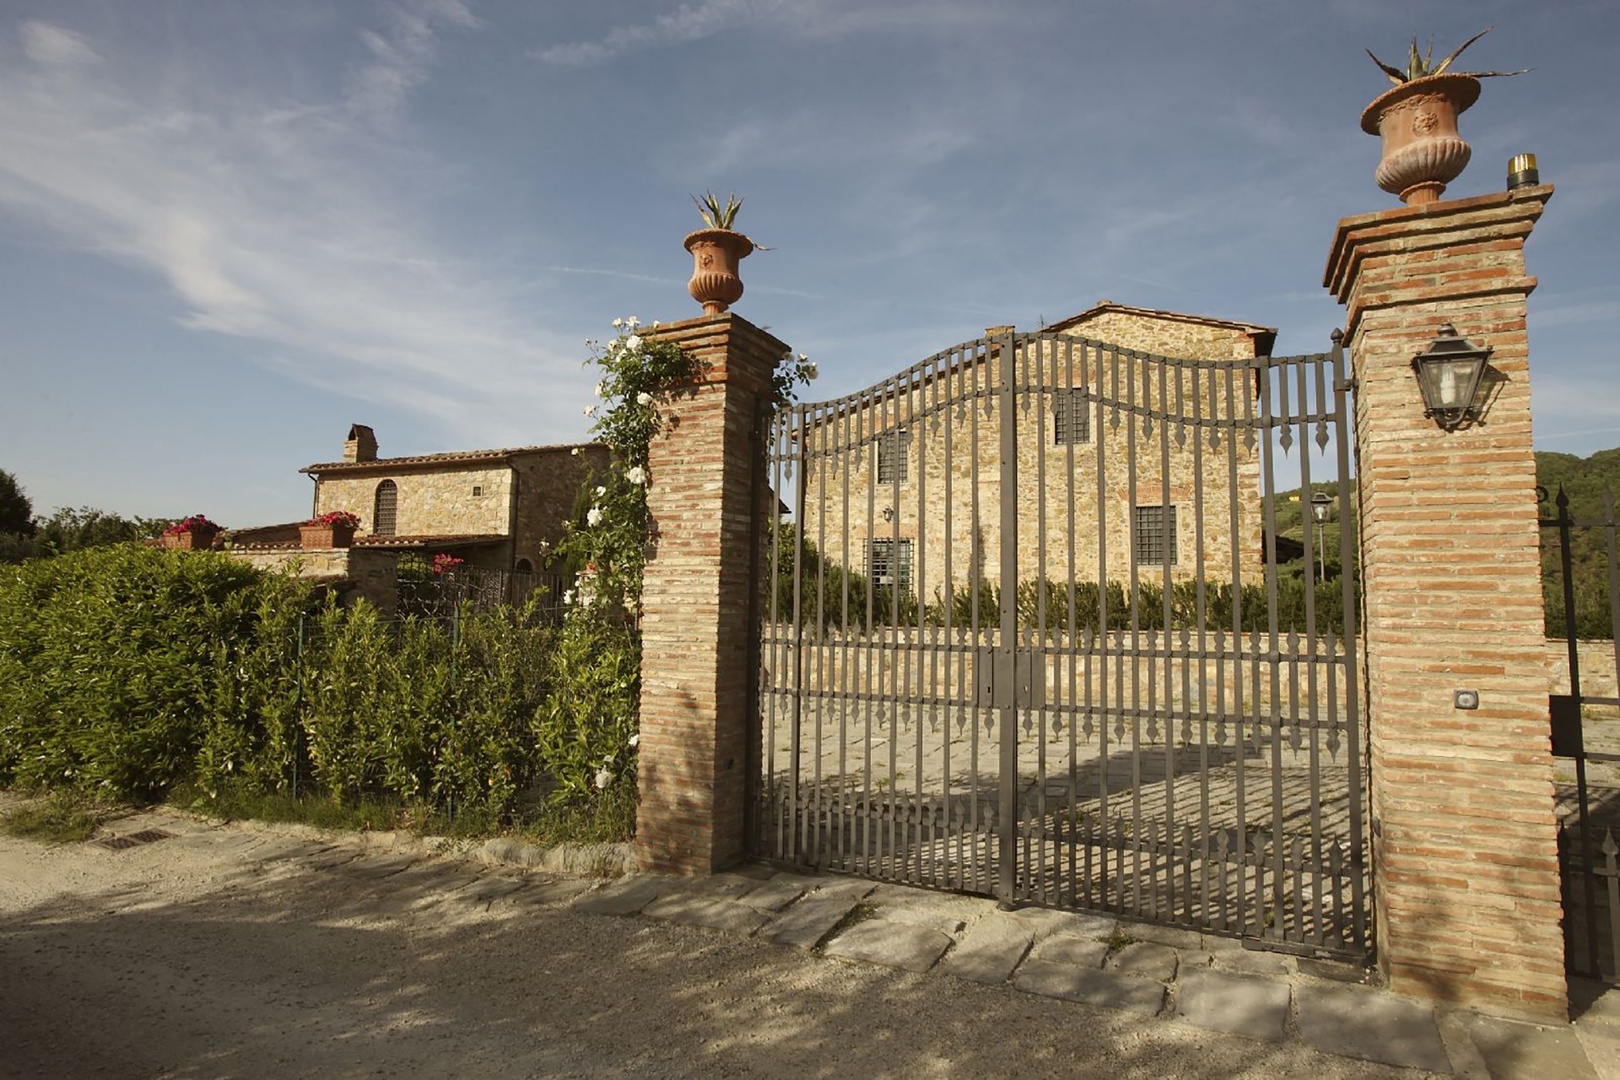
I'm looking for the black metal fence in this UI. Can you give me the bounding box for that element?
[398,565,562,622]
[1543,485,1620,983]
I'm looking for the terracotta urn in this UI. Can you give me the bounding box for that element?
[299,522,356,550]
[1362,72,1480,206]
[684,228,754,315]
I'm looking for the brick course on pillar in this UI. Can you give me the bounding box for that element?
[636,313,785,874]
[1324,186,1564,1020]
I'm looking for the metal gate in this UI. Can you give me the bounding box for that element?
[755,330,1368,955]
[1543,485,1620,982]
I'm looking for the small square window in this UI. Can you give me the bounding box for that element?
[1053,390,1091,445]
[876,429,910,484]
[472,485,484,497]
[866,538,914,593]
[1133,505,1177,566]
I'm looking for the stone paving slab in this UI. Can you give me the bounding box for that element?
[573,876,673,916]
[823,917,953,973]
[643,894,773,936]
[736,880,805,912]
[1108,941,1178,982]
[1203,938,1294,977]
[941,911,1034,985]
[344,853,417,881]
[1125,923,1204,951]
[1009,908,1116,941]
[518,877,596,906]
[1032,934,1109,969]
[1174,968,1290,1043]
[1464,1012,1599,1080]
[760,893,862,949]
[1296,983,1452,1073]
[458,875,529,904]
[1012,959,1166,1016]
[866,885,985,935]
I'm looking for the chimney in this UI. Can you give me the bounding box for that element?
[344,424,377,463]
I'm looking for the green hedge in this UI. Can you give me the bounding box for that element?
[0,545,637,826]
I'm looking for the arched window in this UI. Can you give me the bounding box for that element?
[514,558,534,575]
[373,480,398,537]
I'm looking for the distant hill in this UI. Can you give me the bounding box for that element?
[1537,447,1620,638]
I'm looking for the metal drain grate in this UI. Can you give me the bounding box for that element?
[94,829,175,851]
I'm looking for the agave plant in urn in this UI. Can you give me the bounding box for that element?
[684,191,762,315]
[1362,25,1529,206]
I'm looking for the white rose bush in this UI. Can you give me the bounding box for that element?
[539,320,817,813]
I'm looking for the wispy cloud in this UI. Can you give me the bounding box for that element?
[347,0,480,123]
[0,6,589,447]
[20,20,99,66]
[532,0,780,68]
[532,0,1003,68]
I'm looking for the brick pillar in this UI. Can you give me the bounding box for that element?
[636,313,785,874]
[1324,186,1564,1020]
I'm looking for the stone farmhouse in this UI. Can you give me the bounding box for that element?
[230,425,608,607]
[801,301,1276,599]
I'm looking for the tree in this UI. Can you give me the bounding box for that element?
[0,469,32,537]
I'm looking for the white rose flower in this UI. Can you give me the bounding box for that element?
[587,507,603,527]
[636,391,653,406]
[583,404,597,418]
[626,466,646,486]
[612,317,624,329]
[570,447,581,456]
[628,733,640,749]
[594,767,612,790]
[626,316,640,329]
[595,380,607,398]
[805,362,819,380]
[595,485,607,497]
[563,589,574,605]
[625,334,642,351]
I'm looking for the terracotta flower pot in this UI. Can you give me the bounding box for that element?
[1362,73,1481,206]
[684,228,754,315]
[300,523,356,549]
[164,528,219,551]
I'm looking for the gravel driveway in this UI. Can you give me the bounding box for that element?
[0,806,1446,1080]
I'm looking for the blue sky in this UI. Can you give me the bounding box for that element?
[2,0,1616,527]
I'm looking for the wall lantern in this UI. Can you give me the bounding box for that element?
[1411,323,1492,431]
[1310,491,1333,525]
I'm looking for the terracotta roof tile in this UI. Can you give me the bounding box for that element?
[301,442,606,475]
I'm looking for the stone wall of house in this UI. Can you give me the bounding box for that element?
[511,445,611,573]
[229,547,398,611]
[1546,638,1619,701]
[314,465,512,539]
[800,316,1269,612]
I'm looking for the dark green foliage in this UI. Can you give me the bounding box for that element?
[0,545,632,837]
[769,522,1353,638]
[1537,448,1620,639]
[0,469,32,537]
[0,545,296,799]
[536,610,639,805]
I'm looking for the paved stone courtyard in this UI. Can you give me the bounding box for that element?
[26,802,1615,1080]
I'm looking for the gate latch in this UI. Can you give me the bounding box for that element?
[973,647,1045,709]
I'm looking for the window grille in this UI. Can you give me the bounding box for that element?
[876,429,911,484]
[373,480,398,537]
[1053,389,1091,445]
[866,537,914,593]
[1133,505,1177,566]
